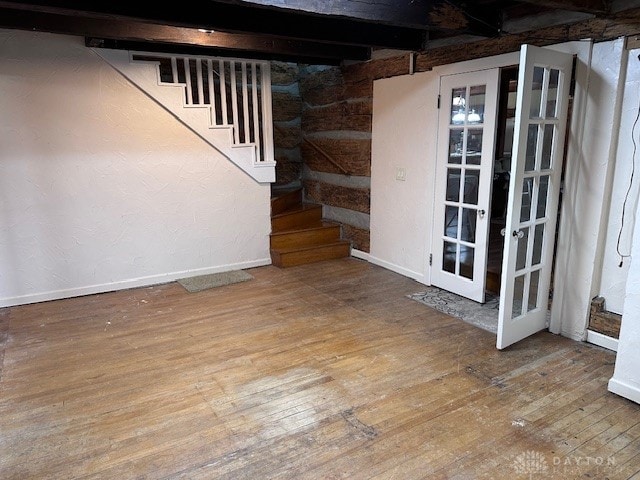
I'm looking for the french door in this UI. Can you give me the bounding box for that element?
[496,45,573,349]
[431,69,499,303]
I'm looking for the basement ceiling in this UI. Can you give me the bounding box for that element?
[0,0,624,64]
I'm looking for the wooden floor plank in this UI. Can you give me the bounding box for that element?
[1,259,638,479]
[334,351,612,479]
[425,374,625,478]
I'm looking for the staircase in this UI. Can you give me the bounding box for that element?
[94,49,276,183]
[270,189,351,267]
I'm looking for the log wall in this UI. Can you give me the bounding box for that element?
[589,297,622,339]
[287,7,640,253]
[271,62,303,188]
[299,65,373,251]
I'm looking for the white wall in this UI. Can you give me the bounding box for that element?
[598,48,640,315]
[0,30,271,307]
[609,196,640,404]
[369,49,551,287]
[598,49,640,389]
[549,40,625,340]
[370,71,436,283]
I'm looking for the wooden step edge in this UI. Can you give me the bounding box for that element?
[270,221,340,237]
[271,187,303,215]
[271,241,351,267]
[271,203,322,219]
[271,213,323,231]
[270,223,342,249]
[270,240,351,255]
[271,186,302,200]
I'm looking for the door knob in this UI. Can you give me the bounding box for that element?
[513,230,525,239]
[478,209,486,218]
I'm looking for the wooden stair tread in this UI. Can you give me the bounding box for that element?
[271,188,303,216]
[270,220,339,235]
[270,241,351,268]
[269,189,348,268]
[271,203,323,233]
[271,239,350,254]
[270,186,301,199]
[270,220,342,251]
[272,202,321,219]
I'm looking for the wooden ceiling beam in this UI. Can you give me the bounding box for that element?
[515,0,610,15]
[214,0,442,29]
[86,39,346,65]
[0,0,427,50]
[0,8,370,63]
[193,0,503,35]
[425,0,502,37]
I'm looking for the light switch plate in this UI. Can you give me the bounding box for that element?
[396,167,406,181]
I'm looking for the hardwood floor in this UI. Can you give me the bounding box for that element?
[1,258,639,479]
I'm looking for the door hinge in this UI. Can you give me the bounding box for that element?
[437,95,441,109]
[429,254,433,266]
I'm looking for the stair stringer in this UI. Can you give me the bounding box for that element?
[93,48,276,183]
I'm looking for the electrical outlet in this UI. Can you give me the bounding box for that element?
[396,167,406,181]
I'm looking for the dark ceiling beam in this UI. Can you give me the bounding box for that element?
[215,0,436,29]
[203,0,503,37]
[514,0,610,15]
[0,0,427,49]
[0,8,370,63]
[425,0,502,37]
[87,39,346,65]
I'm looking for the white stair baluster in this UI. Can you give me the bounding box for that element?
[251,62,261,162]
[260,62,274,163]
[170,57,178,83]
[196,58,204,105]
[219,60,228,125]
[229,61,240,145]
[241,62,250,145]
[207,59,217,125]
[183,58,192,104]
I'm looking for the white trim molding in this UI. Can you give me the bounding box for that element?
[360,252,428,284]
[608,378,640,405]
[0,258,271,308]
[586,330,619,352]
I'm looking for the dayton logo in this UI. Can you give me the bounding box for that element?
[513,450,549,479]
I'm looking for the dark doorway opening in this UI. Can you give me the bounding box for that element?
[486,67,518,294]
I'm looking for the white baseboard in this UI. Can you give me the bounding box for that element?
[586,329,618,352]
[353,251,427,284]
[0,257,272,308]
[608,377,640,405]
[351,249,372,262]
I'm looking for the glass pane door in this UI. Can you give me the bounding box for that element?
[431,69,499,303]
[497,45,573,349]
[443,86,485,280]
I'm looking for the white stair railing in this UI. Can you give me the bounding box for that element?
[94,48,275,182]
[133,53,274,165]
